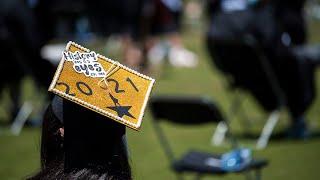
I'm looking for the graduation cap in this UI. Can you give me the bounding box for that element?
[47,42,154,176]
[49,41,155,131]
[51,95,130,175]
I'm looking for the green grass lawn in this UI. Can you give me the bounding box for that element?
[1,21,320,180]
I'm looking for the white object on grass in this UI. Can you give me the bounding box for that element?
[169,47,198,68]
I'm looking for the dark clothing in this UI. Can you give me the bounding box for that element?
[273,0,307,45]
[86,0,147,38]
[0,0,54,88]
[149,0,182,35]
[207,1,315,118]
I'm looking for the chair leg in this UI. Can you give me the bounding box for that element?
[10,101,33,135]
[211,121,228,146]
[256,110,280,149]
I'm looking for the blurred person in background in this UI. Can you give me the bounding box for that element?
[206,0,316,139]
[146,0,198,69]
[85,0,148,72]
[32,0,199,73]
[33,0,88,42]
[86,0,199,72]
[0,0,55,124]
[32,0,146,71]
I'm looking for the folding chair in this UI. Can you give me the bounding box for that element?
[149,96,268,180]
[207,34,286,149]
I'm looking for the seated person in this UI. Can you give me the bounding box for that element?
[206,0,316,138]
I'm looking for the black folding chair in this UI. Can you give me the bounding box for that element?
[149,96,268,180]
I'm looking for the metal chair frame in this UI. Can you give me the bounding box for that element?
[149,96,266,180]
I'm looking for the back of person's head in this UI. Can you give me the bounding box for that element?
[29,96,132,180]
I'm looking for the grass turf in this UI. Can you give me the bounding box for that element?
[1,21,320,180]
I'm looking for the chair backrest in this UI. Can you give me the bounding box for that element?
[150,96,224,125]
[149,96,226,163]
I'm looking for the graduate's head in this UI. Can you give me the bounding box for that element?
[34,96,131,180]
[30,41,155,180]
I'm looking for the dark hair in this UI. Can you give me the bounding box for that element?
[28,104,132,180]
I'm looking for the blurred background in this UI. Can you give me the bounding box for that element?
[1,0,320,179]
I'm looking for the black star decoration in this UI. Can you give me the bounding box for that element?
[107,93,135,119]
[107,105,135,119]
